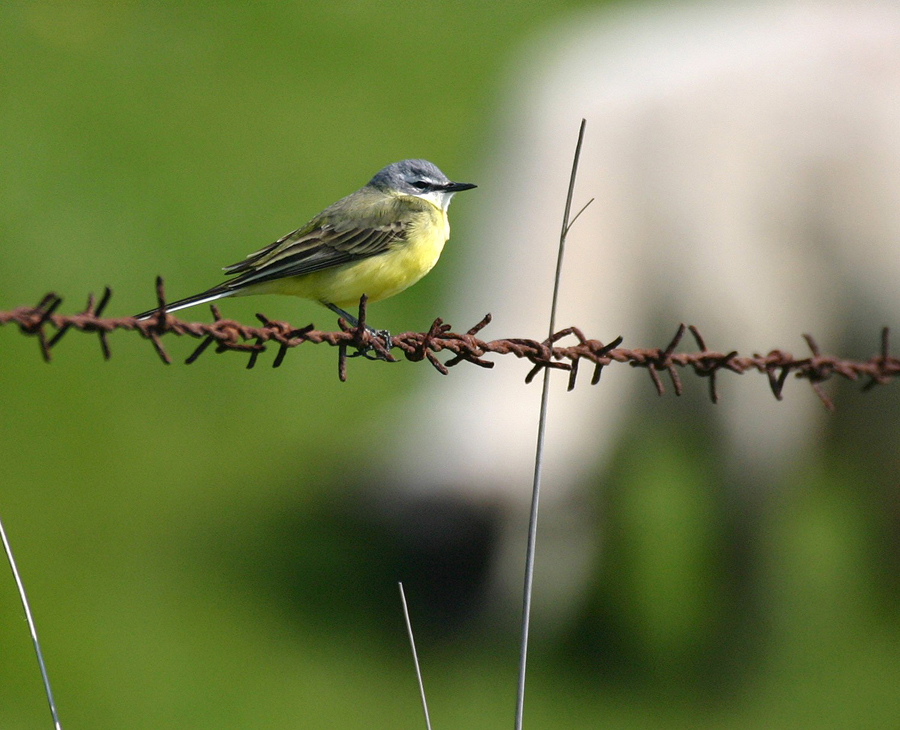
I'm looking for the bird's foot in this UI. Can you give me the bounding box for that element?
[325,300,396,362]
[350,327,396,362]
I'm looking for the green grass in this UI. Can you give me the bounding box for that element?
[2,2,900,729]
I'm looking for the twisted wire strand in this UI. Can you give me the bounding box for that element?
[2,280,898,409]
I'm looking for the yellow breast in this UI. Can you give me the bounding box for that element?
[258,204,450,308]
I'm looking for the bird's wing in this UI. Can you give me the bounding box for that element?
[221,193,411,288]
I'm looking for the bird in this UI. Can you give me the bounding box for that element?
[134,159,476,333]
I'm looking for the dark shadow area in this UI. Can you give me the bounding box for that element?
[207,484,502,644]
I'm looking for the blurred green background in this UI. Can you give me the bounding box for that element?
[1,2,899,729]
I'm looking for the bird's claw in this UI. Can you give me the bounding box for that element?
[373,328,393,352]
[349,328,397,362]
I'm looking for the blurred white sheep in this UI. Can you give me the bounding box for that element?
[373,0,900,633]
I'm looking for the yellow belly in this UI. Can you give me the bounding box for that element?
[247,206,450,308]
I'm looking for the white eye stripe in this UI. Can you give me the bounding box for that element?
[413,189,457,212]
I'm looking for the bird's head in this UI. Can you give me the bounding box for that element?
[369,159,476,211]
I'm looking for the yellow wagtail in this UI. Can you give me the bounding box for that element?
[135,159,476,337]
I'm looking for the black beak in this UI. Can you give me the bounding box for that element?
[444,181,477,193]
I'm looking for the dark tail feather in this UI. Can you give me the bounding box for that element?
[134,284,234,320]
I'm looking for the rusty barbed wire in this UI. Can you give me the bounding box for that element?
[2,278,898,410]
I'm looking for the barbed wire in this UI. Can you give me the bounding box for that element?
[2,278,898,410]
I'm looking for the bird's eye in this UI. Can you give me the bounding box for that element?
[412,180,430,190]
